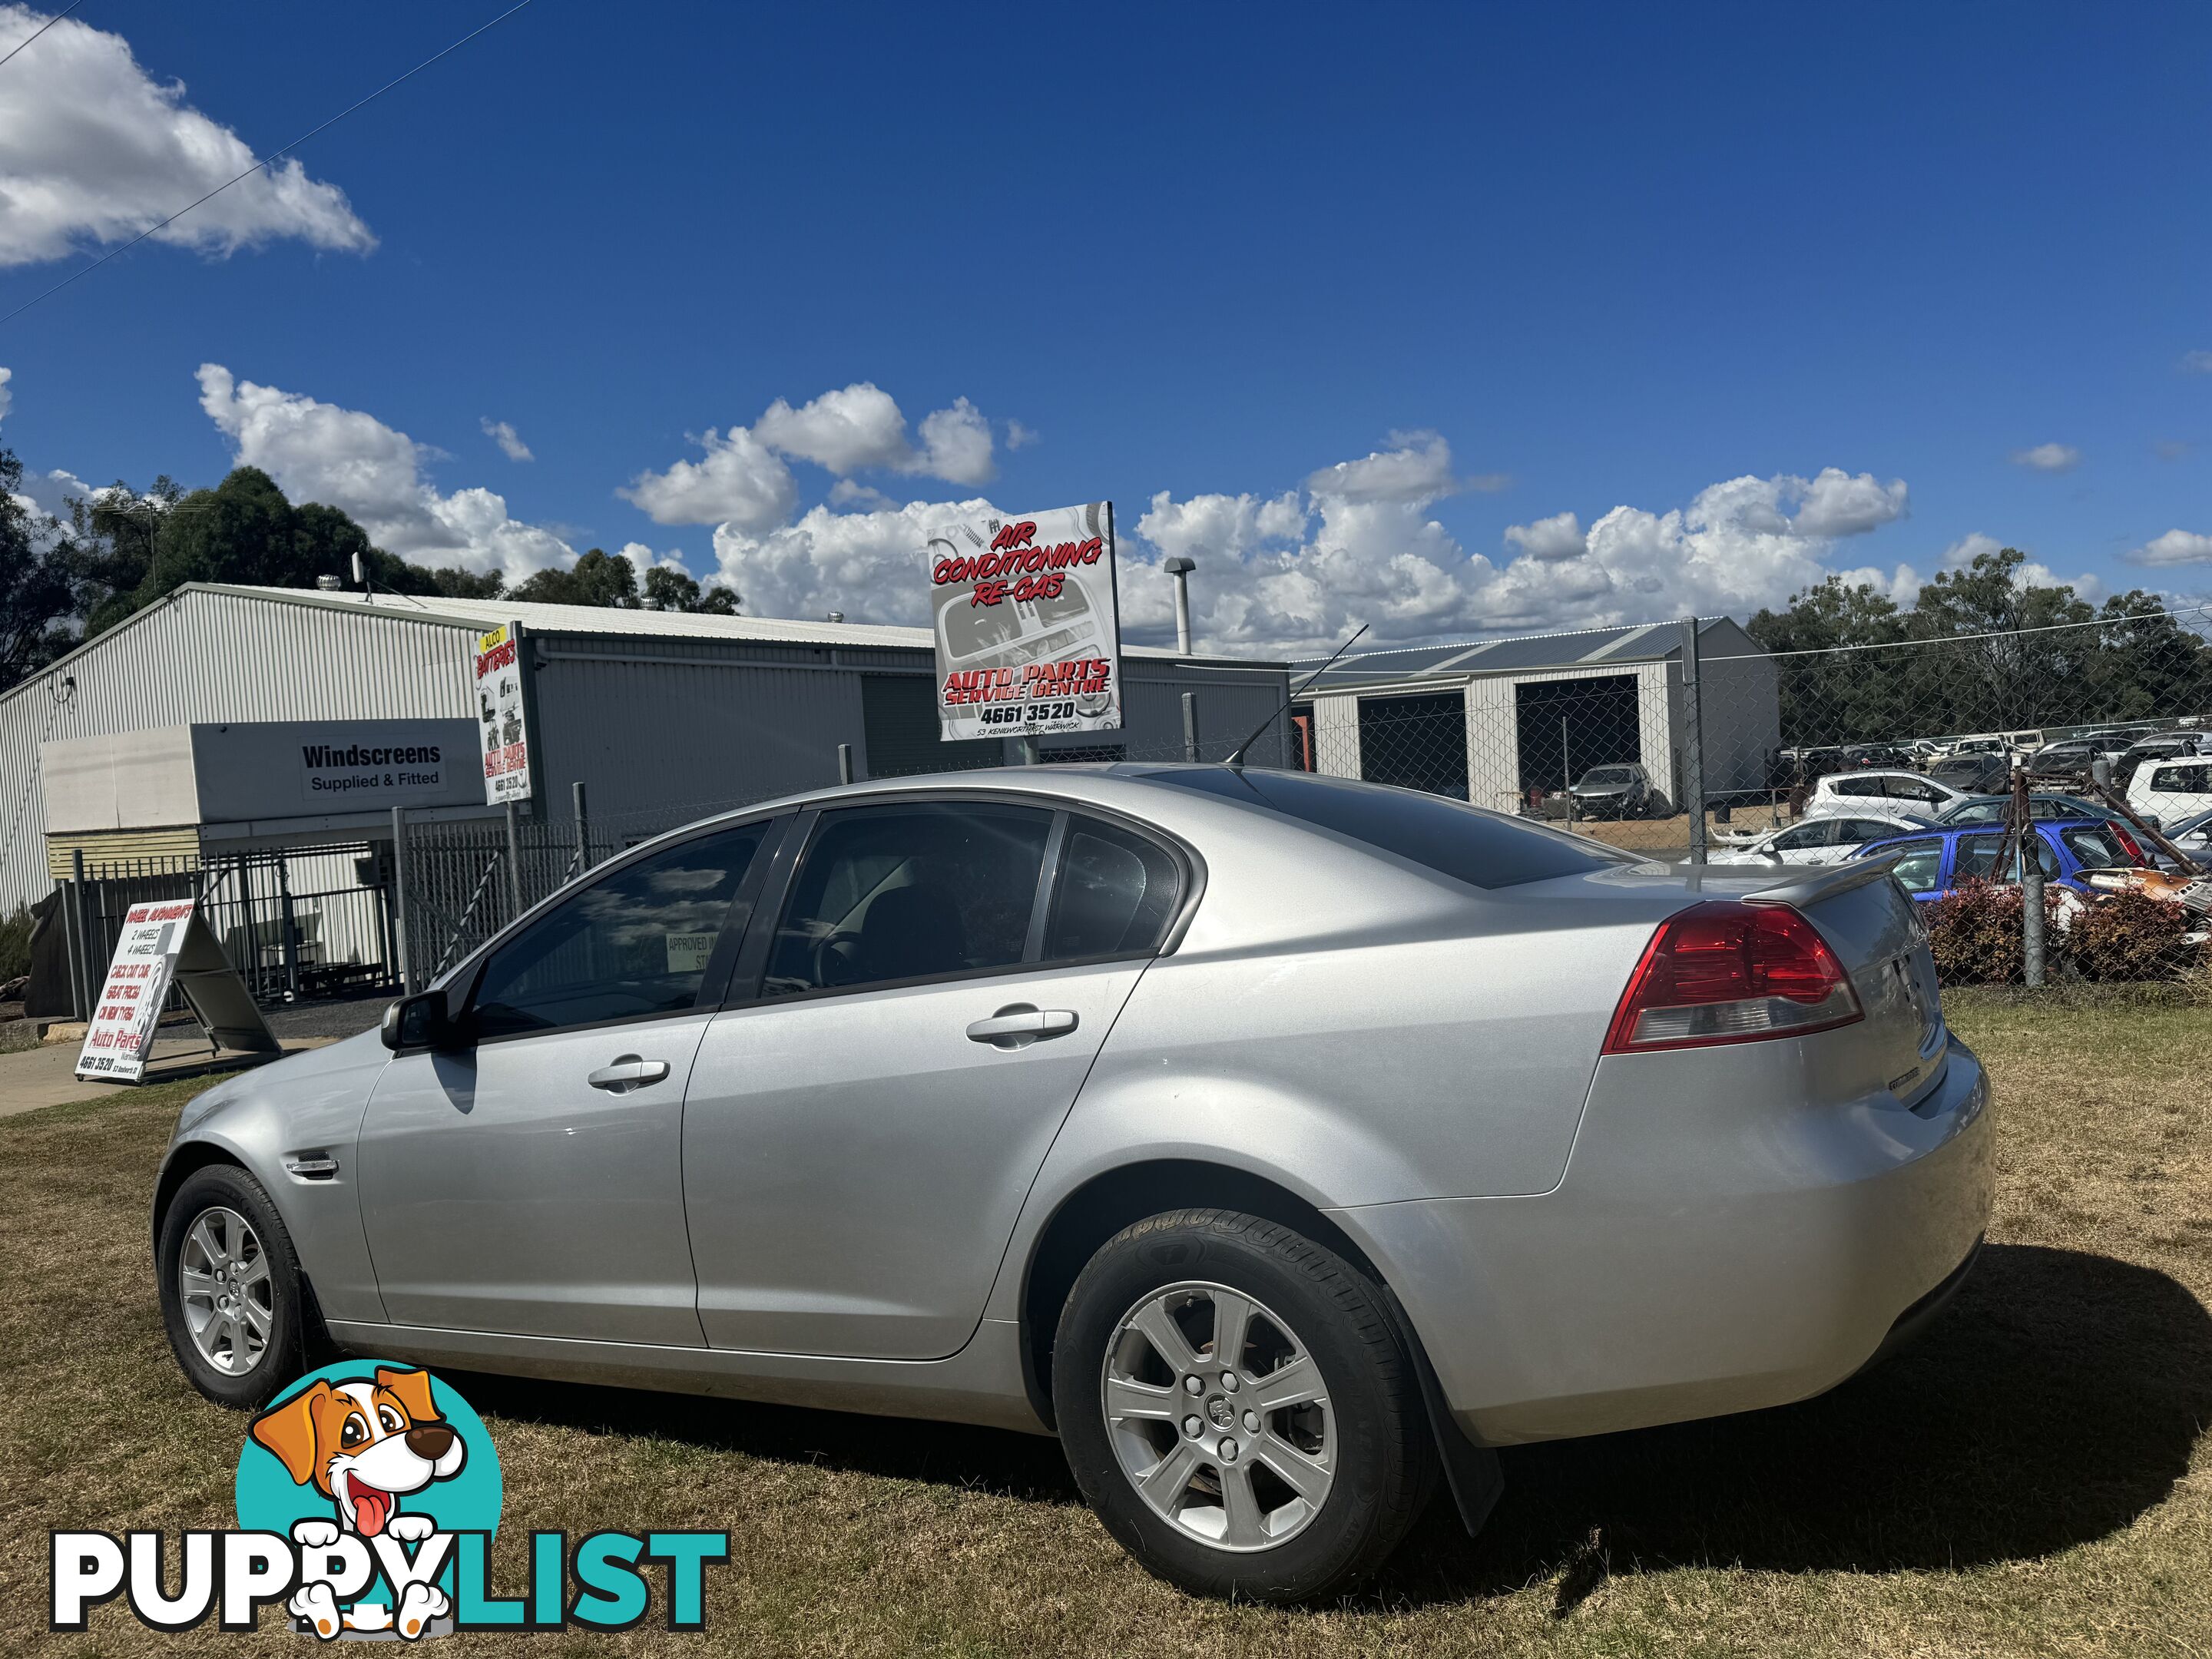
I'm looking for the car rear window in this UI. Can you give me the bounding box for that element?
[2060,825,2130,869]
[1139,769,1629,889]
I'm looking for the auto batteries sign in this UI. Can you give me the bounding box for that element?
[928,502,1122,740]
[473,621,533,803]
[75,900,194,1081]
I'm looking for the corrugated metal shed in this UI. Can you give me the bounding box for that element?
[0,584,1288,910]
[1292,616,1748,691]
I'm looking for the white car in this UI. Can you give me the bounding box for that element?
[2129,756,2212,830]
[1707,807,1937,866]
[1807,770,1972,816]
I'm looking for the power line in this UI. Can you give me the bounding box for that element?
[0,0,81,71]
[0,0,536,332]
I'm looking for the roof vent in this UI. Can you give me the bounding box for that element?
[315,575,343,591]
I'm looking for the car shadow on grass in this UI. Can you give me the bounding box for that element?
[1386,1242,2212,1609]
[442,1243,2209,1603]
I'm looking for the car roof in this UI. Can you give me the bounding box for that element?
[1853,816,2117,852]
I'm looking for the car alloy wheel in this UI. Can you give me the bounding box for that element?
[177,1205,274,1377]
[1101,1280,1335,1551]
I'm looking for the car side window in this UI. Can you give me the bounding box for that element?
[2061,826,2128,869]
[1772,821,1833,851]
[761,802,1053,996]
[1044,816,1184,959]
[1885,777,1939,803]
[1833,777,1879,796]
[1883,839,1945,894]
[470,820,772,1039]
[1837,819,1892,843]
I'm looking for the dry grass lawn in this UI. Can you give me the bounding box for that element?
[3,994,2210,1657]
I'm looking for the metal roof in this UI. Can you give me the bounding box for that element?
[187,585,1277,665]
[1290,616,1747,692]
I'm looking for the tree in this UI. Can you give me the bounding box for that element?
[0,449,81,687]
[508,548,740,614]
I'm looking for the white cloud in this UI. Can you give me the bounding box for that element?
[2180,350,2212,374]
[1121,462,1917,658]
[2128,529,2212,568]
[1005,419,1040,451]
[710,497,1003,624]
[2009,442,2081,473]
[620,426,796,531]
[626,382,997,526]
[0,366,12,428]
[826,479,899,512]
[196,364,572,584]
[1941,531,2005,568]
[480,418,532,462]
[1304,430,1465,505]
[1502,510,1586,561]
[0,5,372,268]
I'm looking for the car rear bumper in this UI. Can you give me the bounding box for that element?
[1330,1032,1994,1445]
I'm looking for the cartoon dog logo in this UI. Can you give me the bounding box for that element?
[250,1366,467,1638]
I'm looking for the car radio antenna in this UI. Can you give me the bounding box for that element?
[1224,624,1369,770]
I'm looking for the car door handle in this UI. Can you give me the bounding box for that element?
[587,1055,671,1091]
[965,1005,1078,1049]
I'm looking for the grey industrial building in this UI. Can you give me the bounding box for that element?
[1291,617,1779,813]
[0,584,1292,916]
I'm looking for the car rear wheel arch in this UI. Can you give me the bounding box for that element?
[1019,1160,1394,1432]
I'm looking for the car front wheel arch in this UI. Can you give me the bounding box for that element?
[1020,1161,1393,1432]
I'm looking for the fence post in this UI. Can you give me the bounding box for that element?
[572,780,591,875]
[60,864,85,1022]
[275,854,300,998]
[837,743,853,786]
[391,806,414,996]
[2017,766,2046,987]
[1680,618,1707,865]
[236,851,258,999]
[71,847,99,1018]
[1182,692,1200,763]
[1560,715,1573,826]
[504,800,525,923]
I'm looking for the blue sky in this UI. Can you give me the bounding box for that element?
[5,1,2210,654]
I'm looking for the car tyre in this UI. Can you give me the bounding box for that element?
[157,1164,309,1409]
[1054,1208,1437,1603]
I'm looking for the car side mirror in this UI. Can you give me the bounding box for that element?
[381,990,463,1051]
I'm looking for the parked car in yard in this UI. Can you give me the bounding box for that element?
[2164,806,2212,856]
[2114,733,2203,791]
[1568,762,1668,819]
[151,766,1991,1602]
[1928,752,2013,796]
[1933,793,2144,830]
[1809,768,1972,816]
[1706,806,1937,866]
[1850,817,2143,902]
[2128,756,2212,828]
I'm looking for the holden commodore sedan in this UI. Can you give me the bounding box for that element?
[154,767,1991,1602]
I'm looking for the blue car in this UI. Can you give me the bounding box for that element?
[1849,817,2147,902]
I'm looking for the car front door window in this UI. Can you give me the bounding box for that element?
[1883,839,1945,894]
[760,803,1053,995]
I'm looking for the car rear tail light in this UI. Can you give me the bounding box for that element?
[1601,900,1863,1053]
[2111,825,2147,864]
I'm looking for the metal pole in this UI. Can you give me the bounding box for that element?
[572,780,591,874]
[1183,692,1201,763]
[1561,715,1573,827]
[1015,735,1040,766]
[504,799,525,923]
[1681,617,1707,865]
[60,867,85,1022]
[390,806,414,996]
[276,853,300,998]
[2017,765,2045,987]
[71,847,98,1018]
[236,850,257,999]
[837,743,854,786]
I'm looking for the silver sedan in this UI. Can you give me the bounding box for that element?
[154,766,1992,1601]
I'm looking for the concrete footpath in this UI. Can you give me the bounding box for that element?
[0,992,388,1121]
[0,1033,336,1119]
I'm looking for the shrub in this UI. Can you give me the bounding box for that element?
[0,904,30,984]
[1922,879,2033,985]
[2070,890,2202,982]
